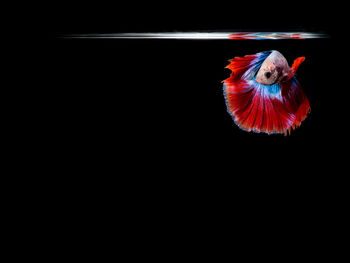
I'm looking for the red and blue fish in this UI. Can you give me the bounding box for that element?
[223,50,310,135]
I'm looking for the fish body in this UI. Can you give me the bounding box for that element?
[223,50,310,135]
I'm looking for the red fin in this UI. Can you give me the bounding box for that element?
[281,78,311,130]
[287,57,305,80]
[224,54,259,82]
[224,81,295,134]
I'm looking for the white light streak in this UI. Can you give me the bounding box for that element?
[61,32,327,40]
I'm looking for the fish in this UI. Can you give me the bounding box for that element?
[223,50,310,135]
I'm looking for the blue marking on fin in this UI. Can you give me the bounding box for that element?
[248,80,282,101]
[242,51,272,80]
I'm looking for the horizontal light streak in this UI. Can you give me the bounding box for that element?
[61,32,327,40]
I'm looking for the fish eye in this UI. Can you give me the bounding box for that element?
[265,72,271,78]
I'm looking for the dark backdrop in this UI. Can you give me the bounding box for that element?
[44,3,343,174]
[39,3,349,251]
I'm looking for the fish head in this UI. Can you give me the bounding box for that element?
[255,50,290,85]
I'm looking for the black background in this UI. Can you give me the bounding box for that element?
[44,3,345,175]
[35,3,349,253]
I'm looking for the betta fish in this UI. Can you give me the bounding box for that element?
[223,50,310,135]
